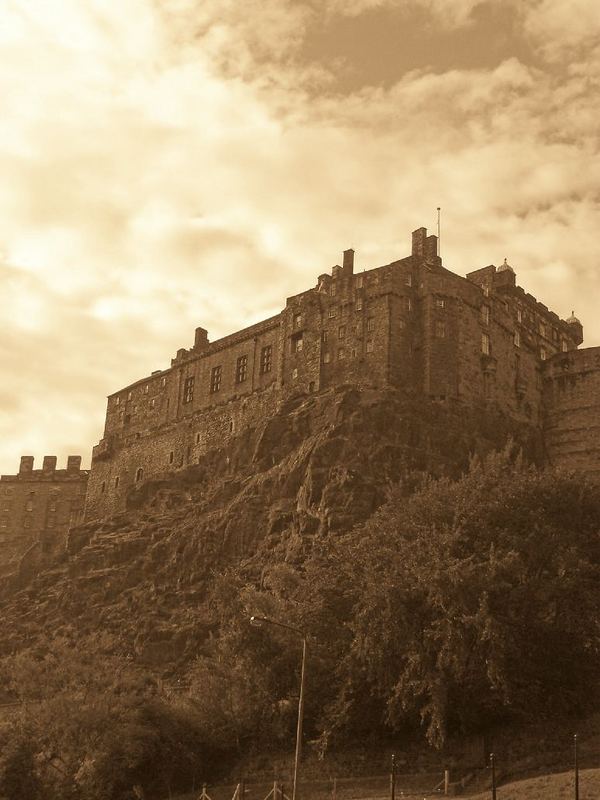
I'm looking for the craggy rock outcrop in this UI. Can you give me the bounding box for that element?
[0,387,542,663]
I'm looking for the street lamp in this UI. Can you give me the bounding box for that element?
[250,616,307,800]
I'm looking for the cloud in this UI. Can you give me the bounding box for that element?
[0,0,599,475]
[521,0,600,60]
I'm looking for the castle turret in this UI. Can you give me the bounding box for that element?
[566,311,583,346]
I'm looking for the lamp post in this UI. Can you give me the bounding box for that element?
[250,616,307,800]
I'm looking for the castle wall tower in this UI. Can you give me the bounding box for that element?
[543,345,600,476]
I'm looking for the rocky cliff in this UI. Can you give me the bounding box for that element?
[0,387,543,664]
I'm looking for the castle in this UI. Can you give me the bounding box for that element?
[2,226,600,563]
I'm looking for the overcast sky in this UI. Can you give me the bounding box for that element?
[1,0,599,475]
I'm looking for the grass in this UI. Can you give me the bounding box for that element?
[466,767,600,799]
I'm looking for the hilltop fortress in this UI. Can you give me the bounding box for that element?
[2,225,599,565]
[83,225,600,521]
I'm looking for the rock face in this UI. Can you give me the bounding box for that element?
[0,387,542,663]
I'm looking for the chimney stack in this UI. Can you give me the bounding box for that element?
[343,249,354,274]
[412,227,427,258]
[194,327,209,351]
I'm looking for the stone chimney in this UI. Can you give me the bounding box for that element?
[42,456,57,475]
[425,235,439,263]
[19,456,34,474]
[343,248,354,274]
[412,227,427,258]
[194,327,209,351]
[67,455,82,474]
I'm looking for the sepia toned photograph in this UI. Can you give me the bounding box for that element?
[0,1,599,798]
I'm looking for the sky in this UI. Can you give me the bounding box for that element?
[1,0,599,474]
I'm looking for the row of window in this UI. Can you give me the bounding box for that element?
[0,518,57,529]
[2,501,58,512]
[323,342,375,362]
[481,331,555,361]
[326,271,412,297]
[180,346,274,402]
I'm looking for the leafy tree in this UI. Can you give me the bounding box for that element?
[327,450,600,746]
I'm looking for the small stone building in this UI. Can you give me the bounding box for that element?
[0,456,88,575]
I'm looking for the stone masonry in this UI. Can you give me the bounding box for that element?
[0,456,88,575]
[84,226,599,521]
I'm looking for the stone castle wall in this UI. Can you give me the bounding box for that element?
[543,346,600,476]
[83,226,598,521]
[0,456,88,575]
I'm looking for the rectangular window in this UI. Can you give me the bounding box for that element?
[292,367,299,379]
[322,330,328,343]
[366,340,374,353]
[328,307,337,318]
[0,518,7,528]
[183,376,195,404]
[25,500,33,512]
[323,352,331,364]
[337,348,345,360]
[338,325,346,340]
[514,331,521,348]
[435,321,446,339]
[406,298,412,312]
[561,340,568,353]
[210,365,222,393]
[144,385,149,394]
[481,333,490,356]
[355,298,363,311]
[539,322,547,337]
[540,347,547,361]
[236,355,248,383]
[291,333,303,353]
[355,275,363,289]
[481,305,490,324]
[405,274,412,287]
[367,317,375,332]
[115,396,121,407]
[483,286,490,297]
[260,345,272,374]
[436,298,445,308]
[351,348,357,358]
[517,308,522,323]
[330,283,337,297]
